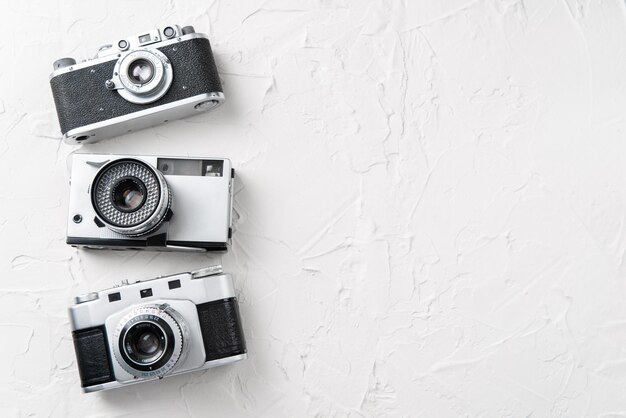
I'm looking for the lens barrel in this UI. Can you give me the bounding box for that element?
[113,305,187,378]
[114,48,173,104]
[91,159,171,236]
[121,321,171,369]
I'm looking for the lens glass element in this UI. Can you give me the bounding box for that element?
[111,177,146,212]
[123,322,167,365]
[127,59,155,84]
[137,332,160,355]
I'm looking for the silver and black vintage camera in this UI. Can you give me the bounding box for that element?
[69,266,247,392]
[67,153,234,251]
[50,24,224,144]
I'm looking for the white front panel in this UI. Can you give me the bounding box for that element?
[167,164,232,243]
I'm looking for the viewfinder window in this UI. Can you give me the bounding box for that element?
[157,159,223,177]
[138,34,151,43]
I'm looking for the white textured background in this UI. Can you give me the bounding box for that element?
[1,0,626,416]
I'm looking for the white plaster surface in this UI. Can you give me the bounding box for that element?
[1,0,626,416]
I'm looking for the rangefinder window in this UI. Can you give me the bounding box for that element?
[138,34,152,44]
[157,159,223,177]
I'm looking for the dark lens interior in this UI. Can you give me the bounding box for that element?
[127,58,154,84]
[136,332,160,355]
[111,177,146,212]
[124,322,166,364]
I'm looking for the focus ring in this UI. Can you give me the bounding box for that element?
[114,48,174,105]
[91,158,171,236]
[113,304,186,378]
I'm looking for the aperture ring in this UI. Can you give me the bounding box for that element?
[91,158,171,236]
[113,48,173,104]
[112,304,186,378]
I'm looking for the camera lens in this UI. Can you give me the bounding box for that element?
[127,59,155,85]
[114,305,187,377]
[123,322,168,365]
[115,49,173,104]
[91,159,171,236]
[111,177,146,212]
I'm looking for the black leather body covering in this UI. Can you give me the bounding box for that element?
[196,298,247,361]
[72,326,115,388]
[50,37,223,134]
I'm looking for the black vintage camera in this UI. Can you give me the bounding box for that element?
[69,266,247,392]
[49,24,224,144]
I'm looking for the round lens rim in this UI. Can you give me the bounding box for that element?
[90,158,170,235]
[112,305,188,379]
[110,176,148,213]
[114,48,173,105]
[120,319,175,371]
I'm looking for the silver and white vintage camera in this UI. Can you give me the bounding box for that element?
[67,153,234,251]
[69,266,247,392]
[50,24,224,144]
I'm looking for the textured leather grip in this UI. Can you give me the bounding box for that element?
[50,37,223,135]
[72,326,115,388]
[196,298,247,361]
